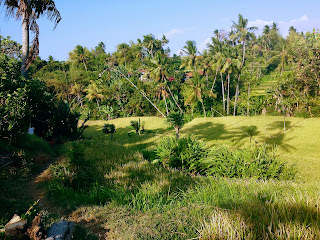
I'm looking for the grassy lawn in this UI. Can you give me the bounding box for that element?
[85,116,320,183]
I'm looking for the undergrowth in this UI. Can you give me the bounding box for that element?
[155,135,295,180]
[44,139,319,239]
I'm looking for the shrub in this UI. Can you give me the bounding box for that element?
[155,136,295,180]
[130,119,145,135]
[103,123,116,141]
[167,112,184,139]
[0,88,30,141]
[155,135,207,170]
[198,145,295,180]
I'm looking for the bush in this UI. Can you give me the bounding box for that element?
[199,145,296,180]
[310,105,320,117]
[0,88,30,141]
[294,111,310,118]
[155,136,295,180]
[155,135,207,170]
[103,123,116,140]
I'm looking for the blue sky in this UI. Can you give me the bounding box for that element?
[1,0,320,61]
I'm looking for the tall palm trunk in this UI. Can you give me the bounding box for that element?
[21,13,29,78]
[227,73,230,115]
[124,51,126,67]
[210,69,218,93]
[242,39,246,67]
[163,93,169,116]
[221,72,225,114]
[82,59,87,71]
[233,39,246,116]
[247,81,250,116]
[206,71,209,87]
[201,100,206,117]
[96,99,101,111]
[166,85,183,113]
[233,74,241,116]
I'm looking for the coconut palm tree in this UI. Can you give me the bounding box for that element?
[232,14,257,67]
[117,43,129,67]
[84,81,104,111]
[221,57,241,115]
[69,83,84,108]
[182,72,207,116]
[149,51,183,113]
[181,40,199,72]
[69,45,89,71]
[0,0,61,78]
[231,14,257,115]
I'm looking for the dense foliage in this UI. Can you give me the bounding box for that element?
[2,15,315,120]
[155,136,295,180]
[0,40,80,142]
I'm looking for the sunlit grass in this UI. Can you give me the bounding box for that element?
[45,139,320,239]
[84,116,320,183]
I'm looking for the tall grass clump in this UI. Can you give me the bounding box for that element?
[155,136,295,180]
[199,144,296,180]
[154,135,207,170]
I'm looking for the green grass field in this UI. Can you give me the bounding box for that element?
[33,115,320,239]
[84,116,320,183]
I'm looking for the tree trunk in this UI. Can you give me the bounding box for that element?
[201,100,206,117]
[124,51,126,67]
[21,14,29,78]
[163,94,169,116]
[83,59,87,72]
[166,85,183,113]
[242,39,246,67]
[206,71,209,87]
[233,74,241,116]
[175,127,179,140]
[247,81,250,116]
[221,73,225,114]
[283,104,286,132]
[96,99,100,111]
[227,73,230,115]
[210,69,218,93]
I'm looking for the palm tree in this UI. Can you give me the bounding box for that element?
[182,72,207,116]
[181,40,199,72]
[69,45,89,71]
[84,81,104,111]
[232,14,257,67]
[0,0,61,78]
[221,57,241,115]
[69,83,84,108]
[117,43,129,67]
[149,51,183,113]
[155,82,170,116]
[267,46,292,76]
[231,14,257,115]
[142,34,157,58]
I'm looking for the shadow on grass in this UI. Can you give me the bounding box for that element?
[263,121,297,153]
[180,121,262,147]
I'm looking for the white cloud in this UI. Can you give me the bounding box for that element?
[249,15,320,36]
[248,19,274,29]
[198,37,211,53]
[163,29,184,38]
[160,27,195,39]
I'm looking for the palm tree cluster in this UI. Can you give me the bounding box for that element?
[2,12,320,119]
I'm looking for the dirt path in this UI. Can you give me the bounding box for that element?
[26,156,61,214]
